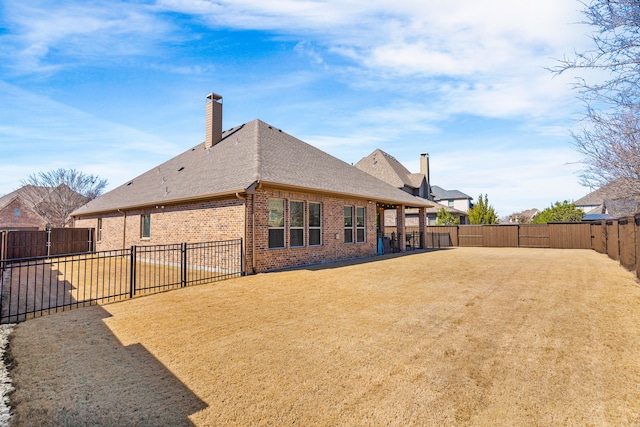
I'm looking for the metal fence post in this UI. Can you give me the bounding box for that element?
[129,246,137,298]
[240,238,244,275]
[46,227,52,258]
[181,242,187,288]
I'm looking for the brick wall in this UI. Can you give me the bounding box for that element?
[74,188,383,273]
[0,198,47,230]
[249,188,377,272]
[74,198,246,251]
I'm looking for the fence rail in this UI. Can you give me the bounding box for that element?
[0,239,242,324]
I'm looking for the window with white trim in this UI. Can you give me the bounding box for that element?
[290,200,304,247]
[356,207,366,243]
[309,202,322,246]
[268,199,285,249]
[344,206,354,243]
[97,218,103,241]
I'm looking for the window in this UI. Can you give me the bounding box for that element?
[268,199,285,249]
[13,208,20,217]
[290,201,304,247]
[448,200,454,207]
[140,214,151,238]
[97,218,103,241]
[356,207,366,243]
[309,202,322,246]
[344,206,354,243]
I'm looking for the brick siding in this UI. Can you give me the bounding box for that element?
[0,198,47,230]
[249,188,377,272]
[74,187,385,273]
[74,198,246,251]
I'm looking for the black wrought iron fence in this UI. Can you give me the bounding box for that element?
[0,239,243,324]
[380,231,423,253]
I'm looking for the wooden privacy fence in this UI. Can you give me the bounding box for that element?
[0,228,95,260]
[422,217,640,278]
[423,223,593,249]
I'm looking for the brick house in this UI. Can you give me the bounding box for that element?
[71,93,434,273]
[0,190,47,231]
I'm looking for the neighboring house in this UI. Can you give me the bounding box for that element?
[430,185,473,216]
[355,149,471,225]
[575,179,640,218]
[1,184,88,229]
[503,208,539,224]
[0,190,48,231]
[71,93,434,273]
[354,149,431,199]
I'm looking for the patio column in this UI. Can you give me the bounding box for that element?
[396,204,406,252]
[418,206,426,249]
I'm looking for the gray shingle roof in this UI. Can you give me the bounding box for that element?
[574,180,626,207]
[72,120,433,216]
[430,185,472,201]
[355,149,424,190]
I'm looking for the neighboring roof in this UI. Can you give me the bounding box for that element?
[424,205,467,215]
[574,180,627,207]
[575,179,640,217]
[354,149,425,191]
[604,198,640,217]
[0,192,17,210]
[430,185,472,200]
[73,120,433,216]
[582,213,617,221]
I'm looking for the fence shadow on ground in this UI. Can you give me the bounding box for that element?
[0,261,79,323]
[9,305,207,426]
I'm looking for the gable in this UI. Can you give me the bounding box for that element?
[355,149,416,190]
[0,196,47,230]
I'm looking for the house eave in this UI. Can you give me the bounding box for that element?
[71,188,249,217]
[259,181,434,208]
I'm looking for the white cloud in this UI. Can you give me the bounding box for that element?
[152,0,588,122]
[0,82,182,195]
[1,0,172,73]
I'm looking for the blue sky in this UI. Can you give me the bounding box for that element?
[1,0,594,216]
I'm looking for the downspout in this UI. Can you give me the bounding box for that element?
[235,192,248,274]
[254,181,262,273]
[118,209,126,248]
[245,180,262,274]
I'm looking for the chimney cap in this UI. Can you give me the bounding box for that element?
[206,92,223,102]
[420,152,428,157]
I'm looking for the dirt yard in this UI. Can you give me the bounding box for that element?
[6,247,640,426]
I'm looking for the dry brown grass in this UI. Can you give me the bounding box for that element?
[7,247,640,426]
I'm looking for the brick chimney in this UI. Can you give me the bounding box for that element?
[420,152,432,200]
[205,92,223,149]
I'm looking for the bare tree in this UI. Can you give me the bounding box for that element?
[552,0,640,197]
[18,169,107,227]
